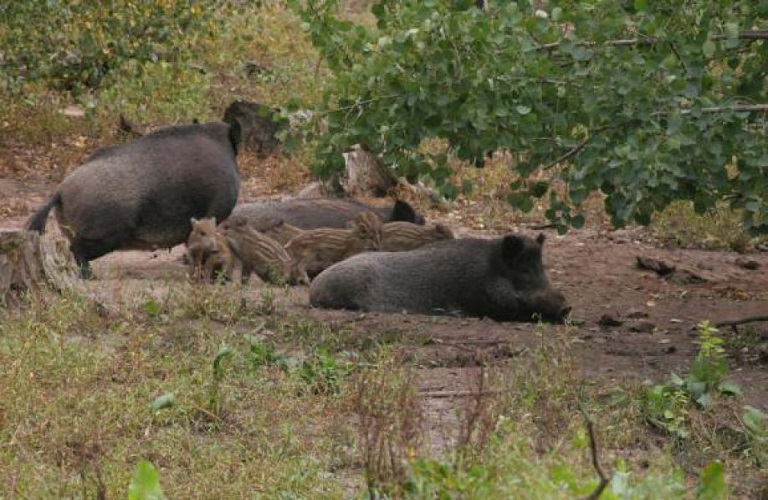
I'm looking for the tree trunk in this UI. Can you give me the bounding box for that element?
[341,145,399,198]
[0,230,86,308]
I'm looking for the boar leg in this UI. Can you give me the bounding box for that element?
[295,255,312,285]
[229,258,244,285]
[70,236,125,279]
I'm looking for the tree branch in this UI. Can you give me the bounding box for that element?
[580,405,610,500]
[699,104,768,113]
[716,315,768,328]
[538,30,768,51]
[543,137,590,169]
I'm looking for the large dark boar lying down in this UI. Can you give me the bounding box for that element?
[25,122,241,277]
[229,198,424,230]
[310,234,569,323]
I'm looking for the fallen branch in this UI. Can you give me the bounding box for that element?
[716,315,768,328]
[580,405,610,500]
[419,390,507,399]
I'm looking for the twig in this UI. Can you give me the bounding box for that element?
[538,30,768,51]
[580,404,610,500]
[699,104,768,113]
[715,315,768,328]
[419,389,507,398]
[544,136,592,169]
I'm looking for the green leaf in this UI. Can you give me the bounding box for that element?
[149,393,176,413]
[633,0,647,11]
[724,22,739,41]
[669,372,685,387]
[696,461,726,500]
[742,406,768,437]
[529,181,549,198]
[570,214,585,229]
[442,182,458,200]
[461,178,473,195]
[213,346,235,379]
[515,105,532,115]
[717,381,742,397]
[702,40,716,58]
[128,460,166,500]
[507,191,534,213]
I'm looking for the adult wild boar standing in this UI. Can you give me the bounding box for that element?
[25,121,241,277]
[310,234,570,323]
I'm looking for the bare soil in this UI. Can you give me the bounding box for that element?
[3,176,768,439]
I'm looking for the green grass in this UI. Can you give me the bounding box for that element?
[3,289,767,497]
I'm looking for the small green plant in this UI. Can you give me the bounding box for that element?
[248,339,286,368]
[644,321,741,438]
[128,460,166,500]
[687,321,742,407]
[298,349,353,395]
[209,346,235,418]
[696,461,727,500]
[741,406,768,466]
[644,382,691,439]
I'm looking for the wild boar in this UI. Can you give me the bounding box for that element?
[284,211,383,285]
[310,234,570,323]
[25,121,241,278]
[229,198,424,231]
[219,215,294,284]
[186,217,243,284]
[246,216,303,246]
[380,221,454,252]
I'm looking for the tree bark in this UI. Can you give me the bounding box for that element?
[341,144,399,198]
[0,230,85,308]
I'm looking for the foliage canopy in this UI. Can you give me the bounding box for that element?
[291,0,768,232]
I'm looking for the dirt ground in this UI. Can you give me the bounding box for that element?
[2,177,768,424]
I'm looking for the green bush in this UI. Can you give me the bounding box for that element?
[0,0,220,94]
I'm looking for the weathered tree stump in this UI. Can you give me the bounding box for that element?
[0,230,88,308]
[341,144,399,197]
[223,100,287,157]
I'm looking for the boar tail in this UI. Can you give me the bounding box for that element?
[24,193,61,233]
[228,119,242,156]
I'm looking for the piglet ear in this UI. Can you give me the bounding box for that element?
[190,217,198,225]
[501,235,525,259]
[536,233,546,246]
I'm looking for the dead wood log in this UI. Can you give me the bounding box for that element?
[341,144,399,198]
[716,315,768,329]
[0,230,105,311]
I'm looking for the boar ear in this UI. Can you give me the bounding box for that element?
[391,199,418,224]
[536,233,546,246]
[501,235,525,259]
[191,217,199,225]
